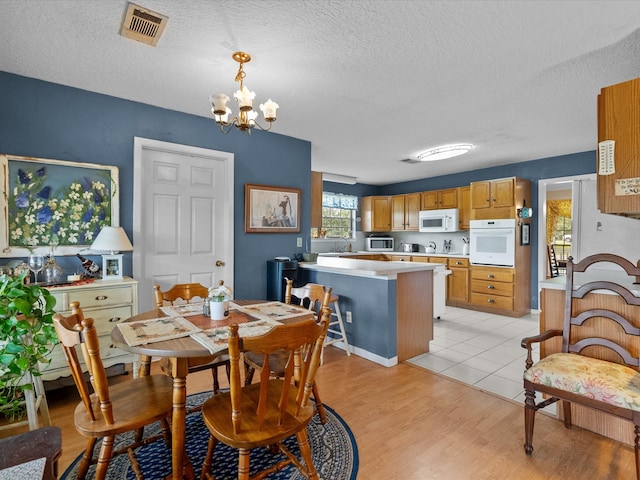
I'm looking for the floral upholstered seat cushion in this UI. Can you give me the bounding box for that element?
[524,352,640,411]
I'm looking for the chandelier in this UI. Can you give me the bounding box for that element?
[209,51,279,134]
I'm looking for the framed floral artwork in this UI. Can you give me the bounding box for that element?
[244,183,301,233]
[0,154,119,256]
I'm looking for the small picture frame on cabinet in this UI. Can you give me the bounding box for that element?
[521,223,531,246]
[102,254,123,280]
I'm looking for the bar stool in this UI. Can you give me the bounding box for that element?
[323,293,351,363]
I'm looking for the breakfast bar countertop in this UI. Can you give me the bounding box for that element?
[318,251,469,259]
[539,268,640,295]
[298,255,446,279]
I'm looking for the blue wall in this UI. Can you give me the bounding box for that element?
[1,71,598,310]
[325,152,597,309]
[0,72,311,300]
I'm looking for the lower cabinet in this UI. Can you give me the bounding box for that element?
[448,257,469,304]
[43,277,139,386]
[470,266,514,312]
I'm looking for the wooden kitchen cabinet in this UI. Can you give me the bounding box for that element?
[427,256,449,265]
[470,266,518,313]
[457,185,470,230]
[470,177,531,220]
[388,255,411,261]
[42,277,139,387]
[597,77,640,218]
[448,257,469,303]
[311,171,323,229]
[361,196,391,232]
[391,192,421,231]
[421,188,458,210]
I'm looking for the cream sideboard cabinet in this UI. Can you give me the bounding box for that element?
[42,277,139,387]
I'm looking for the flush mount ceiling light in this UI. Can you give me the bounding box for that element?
[323,173,358,185]
[417,144,473,161]
[210,51,279,135]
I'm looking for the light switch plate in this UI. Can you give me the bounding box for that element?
[297,237,303,247]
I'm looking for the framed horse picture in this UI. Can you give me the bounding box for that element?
[244,183,301,233]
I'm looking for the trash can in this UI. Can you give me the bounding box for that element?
[266,258,299,301]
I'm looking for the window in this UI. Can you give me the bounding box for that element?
[321,192,358,239]
[546,199,571,262]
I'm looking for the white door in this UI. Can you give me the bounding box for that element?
[133,138,234,312]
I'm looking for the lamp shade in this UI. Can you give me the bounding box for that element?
[90,226,133,254]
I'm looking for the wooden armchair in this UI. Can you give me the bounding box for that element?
[53,301,174,480]
[200,308,330,480]
[244,278,332,422]
[154,282,231,394]
[521,254,640,479]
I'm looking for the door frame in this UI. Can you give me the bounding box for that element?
[536,173,594,304]
[132,137,234,297]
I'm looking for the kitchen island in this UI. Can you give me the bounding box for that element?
[299,255,446,366]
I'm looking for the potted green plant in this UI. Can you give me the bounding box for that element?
[207,281,233,320]
[0,272,57,421]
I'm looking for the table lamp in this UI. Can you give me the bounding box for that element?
[90,226,134,280]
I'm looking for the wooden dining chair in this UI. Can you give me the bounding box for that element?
[200,308,330,480]
[154,282,231,394]
[547,244,560,278]
[52,301,174,480]
[244,278,332,422]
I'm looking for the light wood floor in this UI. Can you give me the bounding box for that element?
[2,347,636,479]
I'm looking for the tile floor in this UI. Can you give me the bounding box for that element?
[407,306,544,407]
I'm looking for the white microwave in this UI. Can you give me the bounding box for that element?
[419,208,459,233]
[366,236,394,252]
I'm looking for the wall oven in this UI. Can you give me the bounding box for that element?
[469,219,516,267]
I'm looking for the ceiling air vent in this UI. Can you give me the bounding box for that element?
[120,3,168,47]
[400,158,421,164]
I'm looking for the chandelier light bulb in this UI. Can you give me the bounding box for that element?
[260,99,279,121]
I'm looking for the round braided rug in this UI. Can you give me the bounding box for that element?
[61,391,358,479]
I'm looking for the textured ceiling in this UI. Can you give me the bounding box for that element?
[2,1,640,185]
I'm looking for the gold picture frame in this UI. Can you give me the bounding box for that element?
[244,183,301,233]
[0,154,119,256]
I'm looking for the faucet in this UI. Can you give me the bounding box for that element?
[335,237,349,253]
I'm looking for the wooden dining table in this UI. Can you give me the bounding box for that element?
[110,299,314,480]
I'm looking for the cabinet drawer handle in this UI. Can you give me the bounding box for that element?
[109,317,122,323]
[456,261,462,265]
[96,295,108,301]
[487,274,495,279]
[487,298,495,303]
[487,285,495,289]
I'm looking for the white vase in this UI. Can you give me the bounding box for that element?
[209,300,227,320]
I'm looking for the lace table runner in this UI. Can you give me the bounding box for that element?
[190,319,282,354]
[116,316,201,346]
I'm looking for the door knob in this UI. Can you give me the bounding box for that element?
[215,260,225,267]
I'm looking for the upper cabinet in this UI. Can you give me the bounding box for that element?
[311,171,323,229]
[458,186,470,230]
[361,196,391,232]
[470,177,531,220]
[597,78,640,218]
[391,193,421,231]
[421,188,458,210]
